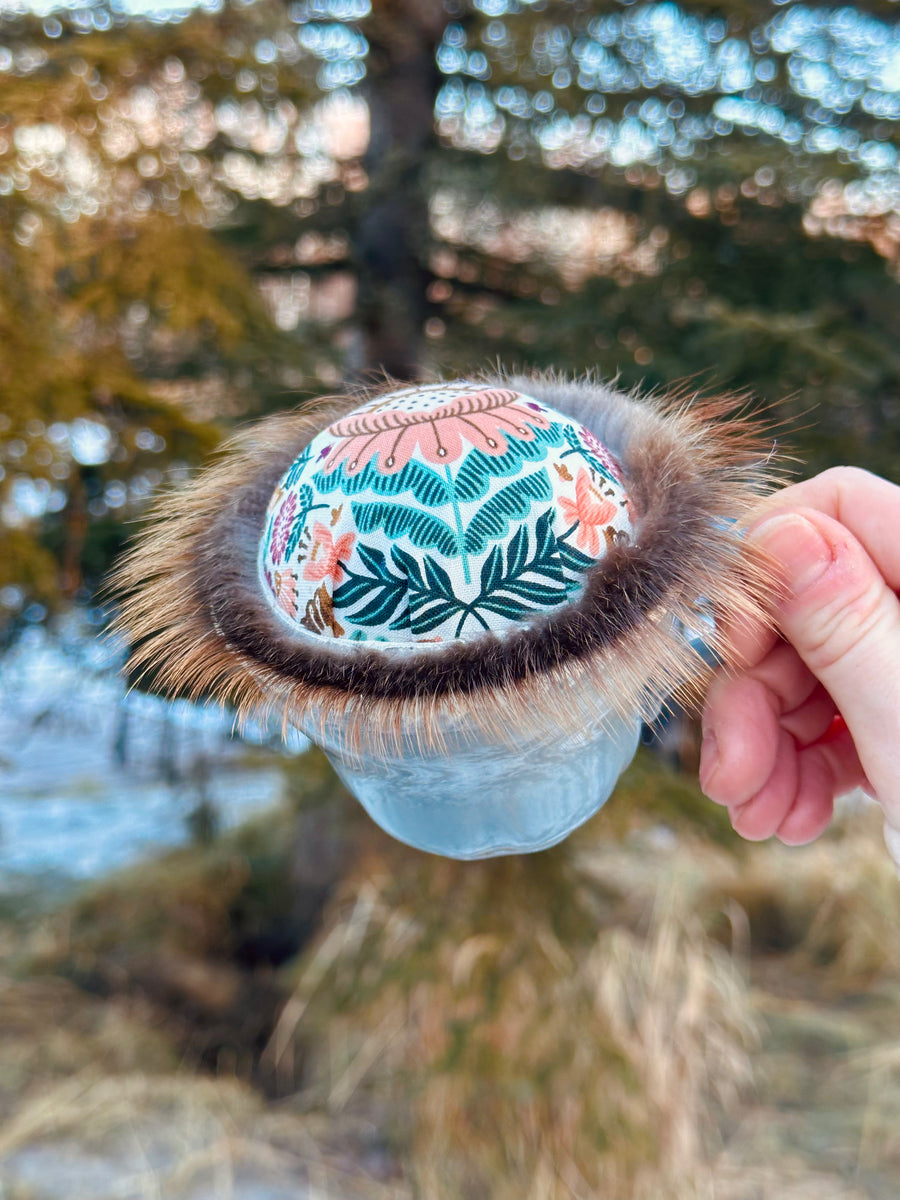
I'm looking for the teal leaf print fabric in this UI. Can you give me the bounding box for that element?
[314,456,451,507]
[259,382,634,644]
[462,472,554,556]
[352,501,459,557]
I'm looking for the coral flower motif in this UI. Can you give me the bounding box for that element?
[559,468,619,557]
[321,388,551,477]
[301,522,356,585]
[269,492,297,564]
[579,426,625,482]
[272,568,297,617]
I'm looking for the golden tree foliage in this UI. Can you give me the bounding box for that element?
[0,2,326,618]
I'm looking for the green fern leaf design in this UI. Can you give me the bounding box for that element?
[391,544,426,590]
[356,543,391,577]
[283,448,314,489]
[497,579,567,605]
[331,574,378,611]
[313,458,449,507]
[332,543,410,630]
[348,587,409,628]
[400,552,467,635]
[421,555,456,599]
[557,534,596,575]
[480,544,504,594]
[408,599,464,634]
[556,519,601,596]
[352,501,457,557]
[468,509,567,618]
[453,425,563,503]
[476,595,533,620]
[463,473,553,555]
[504,523,529,578]
[283,485,316,562]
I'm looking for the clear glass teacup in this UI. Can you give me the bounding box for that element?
[300,612,715,860]
[301,701,642,860]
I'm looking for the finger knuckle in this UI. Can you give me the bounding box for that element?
[802,576,896,674]
[818,465,875,492]
[821,466,881,520]
[818,465,866,487]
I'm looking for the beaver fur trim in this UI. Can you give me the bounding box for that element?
[111,372,779,752]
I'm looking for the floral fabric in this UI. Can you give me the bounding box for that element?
[259,382,633,644]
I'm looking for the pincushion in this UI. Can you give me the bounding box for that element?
[258,382,633,645]
[112,372,776,857]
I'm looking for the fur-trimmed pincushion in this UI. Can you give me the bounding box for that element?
[259,381,634,645]
[112,373,776,756]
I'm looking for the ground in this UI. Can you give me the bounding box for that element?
[1,750,900,1199]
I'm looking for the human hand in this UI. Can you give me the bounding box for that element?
[699,467,900,867]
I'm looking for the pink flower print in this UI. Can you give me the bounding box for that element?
[273,568,297,617]
[302,522,356,585]
[321,388,551,476]
[269,492,297,564]
[578,426,625,483]
[559,468,619,557]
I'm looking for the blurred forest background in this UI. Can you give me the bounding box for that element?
[3,0,900,622]
[3,1,900,1197]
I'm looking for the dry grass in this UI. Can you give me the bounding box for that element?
[260,767,900,1198]
[0,976,177,1122]
[728,803,900,986]
[0,1071,410,1199]
[267,829,760,1200]
[6,752,900,1198]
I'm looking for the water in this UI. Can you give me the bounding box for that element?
[0,623,304,887]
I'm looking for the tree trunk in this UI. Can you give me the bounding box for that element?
[59,467,89,601]
[354,0,447,381]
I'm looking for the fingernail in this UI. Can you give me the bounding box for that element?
[699,729,718,793]
[753,513,834,593]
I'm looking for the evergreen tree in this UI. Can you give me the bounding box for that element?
[1,0,899,626]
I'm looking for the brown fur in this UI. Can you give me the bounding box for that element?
[111,372,781,754]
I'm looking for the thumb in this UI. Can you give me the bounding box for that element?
[752,509,900,820]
